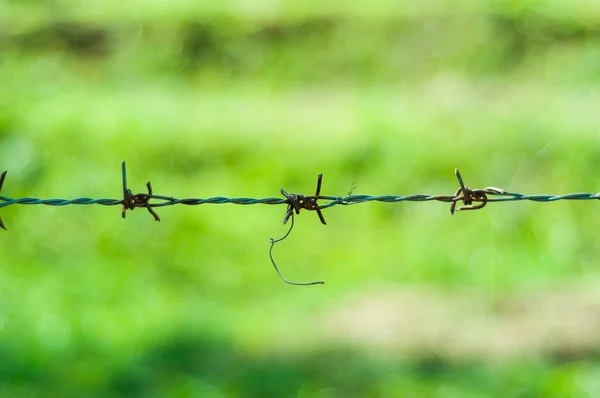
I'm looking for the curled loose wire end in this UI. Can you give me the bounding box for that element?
[348,181,357,196]
[332,181,361,207]
[268,213,325,286]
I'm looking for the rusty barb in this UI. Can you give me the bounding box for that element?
[280,173,328,225]
[2,161,600,286]
[121,161,161,222]
[450,168,507,215]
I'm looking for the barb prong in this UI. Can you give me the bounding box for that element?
[0,171,7,230]
[121,161,131,218]
[315,173,323,196]
[145,181,160,222]
[450,168,467,215]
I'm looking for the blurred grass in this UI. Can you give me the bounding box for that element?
[2,1,600,396]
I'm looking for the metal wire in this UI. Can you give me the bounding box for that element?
[1,162,600,285]
[268,212,325,286]
[6,186,600,207]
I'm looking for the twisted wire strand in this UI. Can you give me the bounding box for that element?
[2,191,600,209]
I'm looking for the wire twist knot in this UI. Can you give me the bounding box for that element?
[450,169,489,214]
[280,174,328,225]
[121,161,160,221]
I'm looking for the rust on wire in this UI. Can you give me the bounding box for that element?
[121,161,160,221]
[280,173,328,225]
[450,169,489,214]
[449,169,510,214]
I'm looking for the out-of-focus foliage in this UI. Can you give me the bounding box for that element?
[1,1,600,396]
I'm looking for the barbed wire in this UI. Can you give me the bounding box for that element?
[1,161,600,285]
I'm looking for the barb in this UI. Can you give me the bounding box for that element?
[121,161,160,221]
[268,213,325,286]
[450,169,489,214]
[2,162,600,285]
[281,173,328,225]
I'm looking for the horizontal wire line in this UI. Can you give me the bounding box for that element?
[1,192,600,209]
[5,164,599,285]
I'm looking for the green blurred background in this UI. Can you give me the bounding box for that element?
[2,1,600,396]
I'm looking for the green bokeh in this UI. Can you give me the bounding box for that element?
[2,1,600,396]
